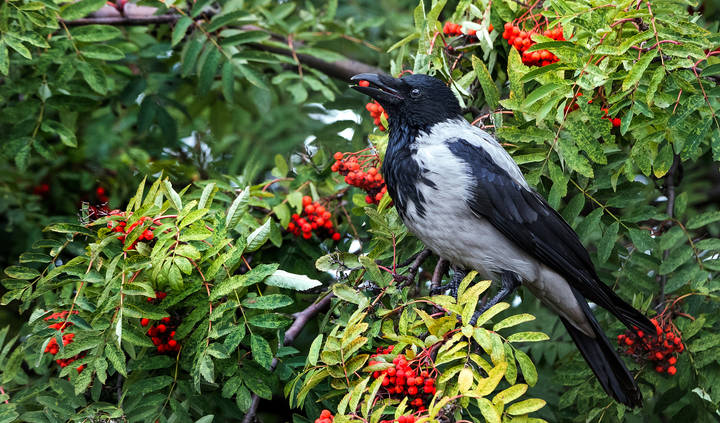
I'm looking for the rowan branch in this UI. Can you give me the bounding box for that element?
[59,14,384,82]
[60,14,181,26]
[241,293,334,423]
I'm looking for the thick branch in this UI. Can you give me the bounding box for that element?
[59,14,384,82]
[430,259,449,292]
[241,293,334,423]
[61,14,181,26]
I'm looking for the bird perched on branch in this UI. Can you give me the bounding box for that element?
[351,72,654,407]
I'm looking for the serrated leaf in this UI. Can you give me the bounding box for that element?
[507,331,549,343]
[493,383,528,405]
[61,0,105,20]
[458,367,474,393]
[81,44,125,61]
[308,334,322,366]
[163,180,182,211]
[210,264,278,300]
[70,25,122,42]
[250,334,273,370]
[199,47,221,93]
[507,398,546,415]
[622,51,657,91]
[473,302,510,327]
[523,83,561,108]
[472,55,499,109]
[475,361,507,396]
[173,17,193,47]
[226,187,249,228]
[514,349,537,386]
[41,120,76,147]
[248,313,291,329]
[246,219,271,252]
[476,397,501,423]
[4,266,39,280]
[105,339,126,376]
[242,294,293,309]
[264,269,321,291]
[687,211,720,229]
[493,314,536,331]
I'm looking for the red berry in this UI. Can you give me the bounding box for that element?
[156,324,166,333]
[168,339,177,347]
[408,386,418,395]
[302,196,312,206]
[141,318,149,327]
[358,80,370,87]
[667,366,677,375]
[332,233,341,241]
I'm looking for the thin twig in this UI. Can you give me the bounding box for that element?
[658,155,680,308]
[241,293,334,423]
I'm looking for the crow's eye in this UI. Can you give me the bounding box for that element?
[410,88,421,98]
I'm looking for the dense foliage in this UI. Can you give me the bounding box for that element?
[2,0,720,422]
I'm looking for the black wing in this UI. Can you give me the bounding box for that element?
[447,138,653,334]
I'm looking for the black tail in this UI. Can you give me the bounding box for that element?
[559,289,643,408]
[594,279,655,336]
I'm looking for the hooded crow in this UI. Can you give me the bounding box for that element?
[351,72,654,407]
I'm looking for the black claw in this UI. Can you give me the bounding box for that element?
[430,266,466,298]
[469,271,521,326]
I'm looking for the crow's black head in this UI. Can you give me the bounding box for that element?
[351,73,463,130]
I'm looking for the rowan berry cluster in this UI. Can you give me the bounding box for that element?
[369,346,437,411]
[502,22,564,67]
[143,316,181,354]
[106,210,156,249]
[600,107,622,128]
[364,100,388,131]
[43,310,85,372]
[564,93,622,127]
[288,196,341,241]
[617,317,684,375]
[331,151,388,204]
[33,183,50,196]
[443,21,493,37]
[146,291,168,303]
[314,410,334,423]
[380,416,417,423]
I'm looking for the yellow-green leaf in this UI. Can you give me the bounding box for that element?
[458,367,474,393]
[475,361,507,396]
[506,398,546,415]
[493,313,536,331]
[507,331,549,343]
[493,383,527,404]
[476,397,501,423]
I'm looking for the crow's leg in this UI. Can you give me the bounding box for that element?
[469,271,522,325]
[430,266,466,298]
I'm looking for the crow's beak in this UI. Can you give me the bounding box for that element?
[351,73,404,104]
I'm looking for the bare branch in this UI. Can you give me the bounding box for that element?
[241,293,334,423]
[61,14,181,26]
[430,259,449,292]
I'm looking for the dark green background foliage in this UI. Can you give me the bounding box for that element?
[1,0,720,422]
